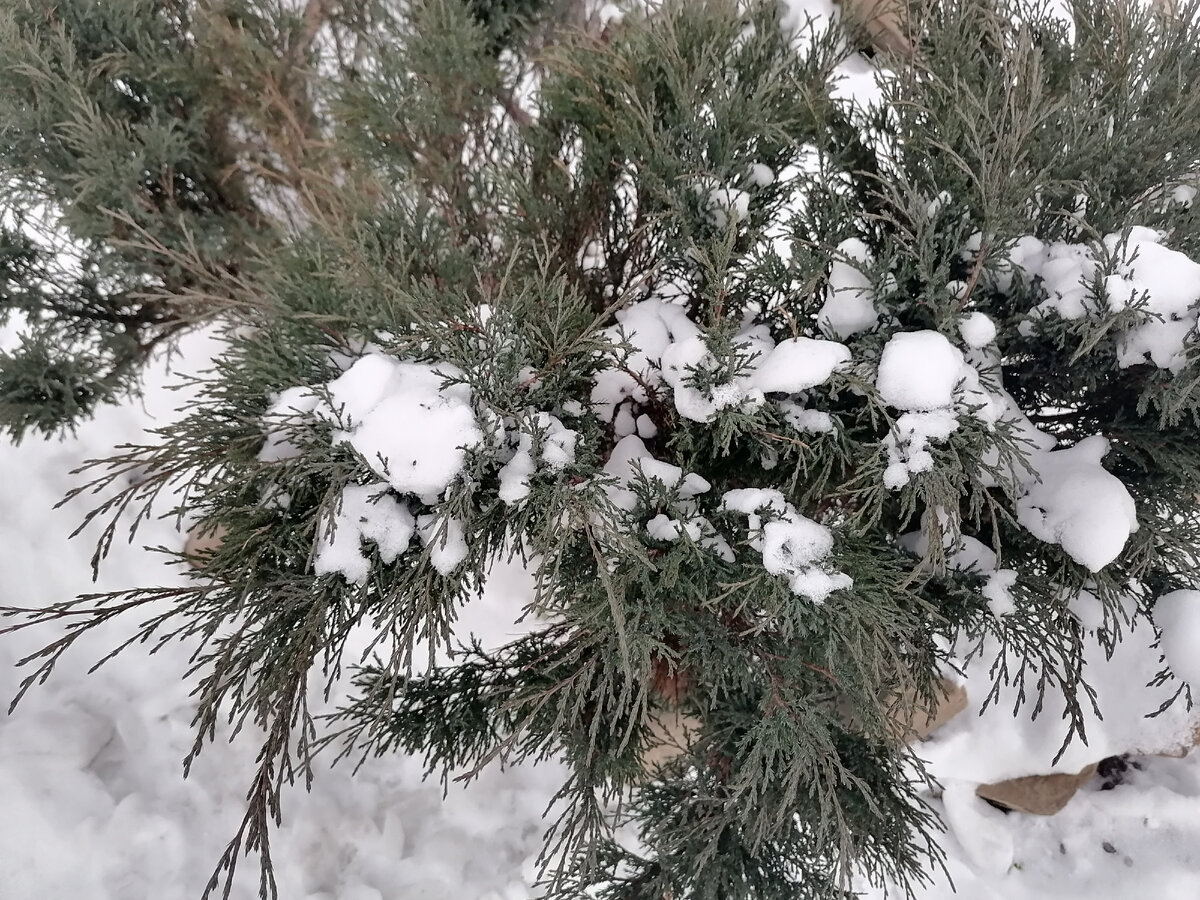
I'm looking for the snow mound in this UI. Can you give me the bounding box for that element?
[315,483,415,584]
[818,237,879,339]
[1154,589,1200,687]
[1015,435,1138,572]
[319,356,482,504]
[721,488,852,603]
[876,330,965,411]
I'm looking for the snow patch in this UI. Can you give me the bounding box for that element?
[1015,435,1138,572]
[721,488,852,603]
[1154,589,1200,687]
[315,483,415,584]
[818,237,879,339]
[320,355,482,504]
[876,331,965,411]
[958,311,998,349]
[752,337,851,394]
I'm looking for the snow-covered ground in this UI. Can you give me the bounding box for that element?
[2,333,1200,898]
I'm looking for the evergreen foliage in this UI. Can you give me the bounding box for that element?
[4,1,1200,898]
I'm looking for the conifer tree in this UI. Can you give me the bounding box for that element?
[4,1,1200,898]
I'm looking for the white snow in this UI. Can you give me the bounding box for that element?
[939,779,1016,875]
[746,162,775,187]
[883,408,960,489]
[874,330,985,489]
[497,413,578,504]
[1103,229,1200,373]
[258,386,321,461]
[818,237,880,338]
[830,52,889,111]
[1154,590,1200,688]
[1015,435,1139,572]
[876,330,965,411]
[918,594,1198,787]
[721,488,852,603]
[590,299,701,422]
[601,435,708,511]
[982,568,1018,618]
[1,322,1200,900]
[592,300,846,426]
[959,311,998,349]
[999,227,1200,375]
[751,336,850,394]
[777,401,836,435]
[0,330,559,900]
[315,483,416,584]
[596,436,733,562]
[694,178,751,230]
[319,354,483,504]
[645,513,735,562]
[417,513,469,575]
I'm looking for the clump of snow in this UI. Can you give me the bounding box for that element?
[599,436,733,561]
[497,413,577,505]
[900,528,997,574]
[659,332,766,422]
[721,488,852,603]
[261,352,575,578]
[1015,435,1138,572]
[997,227,1200,375]
[417,513,469,575]
[1103,228,1200,373]
[752,336,851,394]
[1153,589,1200,687]
[645,513,735,563]
[319,354,482,504]
[978,385,1058,488]
[818,238,879,339]
[981,569,1018,618]
[876,331,965,411]
[693,178,750,230]
[315,483,416,584]
[591,300,847,427]
[602,436,709,512]
[778,0,836,52]
[746,162,775,187]
[958,311,998,349]
[882,409,960,489]
[875,331,981,488]
[901,527,1019,616]
[777,401,836,435]
[590,299,702,422]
